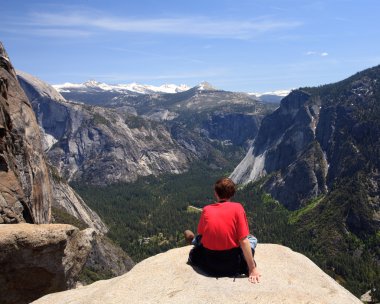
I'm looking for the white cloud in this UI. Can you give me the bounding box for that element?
[30,29,92,38]
[22,10,302,39]
[306,51,329,57]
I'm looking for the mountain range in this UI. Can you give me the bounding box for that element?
[54,80,190,95]
[17,71,276,185]
[53,79,287,104]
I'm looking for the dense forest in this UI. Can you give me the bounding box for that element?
[73,162,379,300]
[72,162,222,261]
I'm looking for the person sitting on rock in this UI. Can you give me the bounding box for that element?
[185,177,260,283]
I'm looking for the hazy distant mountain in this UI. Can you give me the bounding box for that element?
[248,89,291,103]
[53,79,276,115]
[52,77,277,149]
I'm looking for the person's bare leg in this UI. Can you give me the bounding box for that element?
[184,230,195,245]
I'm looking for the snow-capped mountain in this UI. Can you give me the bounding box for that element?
[53,80,190,94]
[53,79,289,103]
[194,81,216,91]
[248,89,292,103]
[17,72,196,185]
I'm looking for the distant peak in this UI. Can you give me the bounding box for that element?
[196,81,216,91]
[83,80,102,87]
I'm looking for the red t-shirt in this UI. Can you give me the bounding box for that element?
[197,202,250,250]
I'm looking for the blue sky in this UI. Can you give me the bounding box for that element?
[1,0,380,92]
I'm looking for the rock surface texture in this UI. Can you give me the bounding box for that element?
[0,224,95,304]
[0,43,52,223]
[33,244,361,304]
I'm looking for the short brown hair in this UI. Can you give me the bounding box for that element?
[214,177,236,199]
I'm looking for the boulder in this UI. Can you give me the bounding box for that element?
[33,244,361,304]
[0,223,95,304]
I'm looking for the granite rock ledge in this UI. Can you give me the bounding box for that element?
[33,244,361,304]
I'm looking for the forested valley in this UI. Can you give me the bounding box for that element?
[72,161,379,299]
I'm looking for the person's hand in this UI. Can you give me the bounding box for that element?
[248,267,261,283]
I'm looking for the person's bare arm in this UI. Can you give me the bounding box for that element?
[239,237,261,283]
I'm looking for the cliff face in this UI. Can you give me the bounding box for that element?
[33,244,362,304]
[232,66,380,223]
[201,113,261,146]
[0,44,133,292]
[18,72,194,185]
[231,90,328,209]
[0,43,52,224]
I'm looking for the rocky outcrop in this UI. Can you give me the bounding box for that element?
[33,244,361,304]
[0,43,52,223]
[0,224,95,304]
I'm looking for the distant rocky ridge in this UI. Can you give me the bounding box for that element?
[232,67,380,219]
[54,78,272,116]
[18,71,275,185]
[33,244,362,304]
[54,79,288,104]
[0,42,52,224]
[18,71,196,184]
[52,78,275,150]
